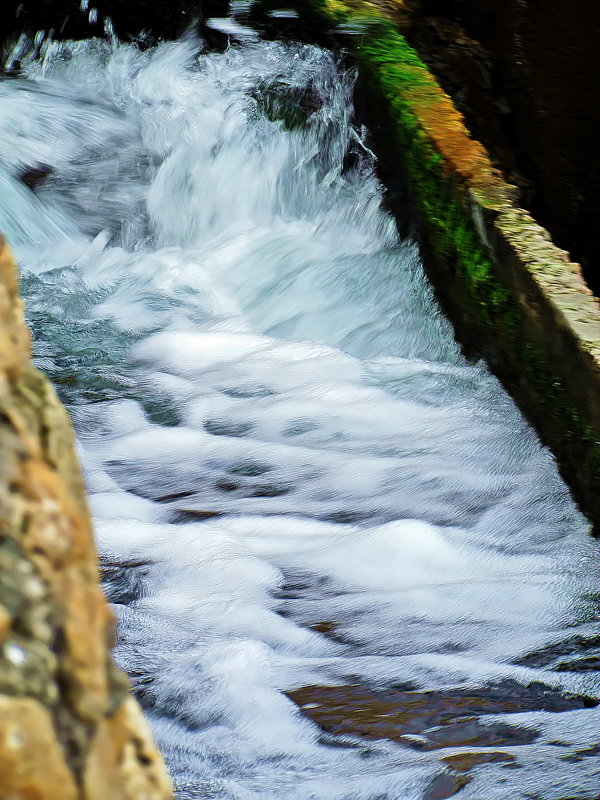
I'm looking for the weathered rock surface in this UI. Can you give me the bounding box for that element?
[0,236,172,799]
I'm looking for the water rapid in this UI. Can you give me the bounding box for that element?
[0,29,598,800]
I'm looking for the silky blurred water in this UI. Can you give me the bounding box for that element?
[1,29,598,800]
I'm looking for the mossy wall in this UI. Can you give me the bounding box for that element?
[265,0,600,530]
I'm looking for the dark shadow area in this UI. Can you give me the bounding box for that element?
[409,0,600,297]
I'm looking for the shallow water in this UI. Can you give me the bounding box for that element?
[1,28,599,800]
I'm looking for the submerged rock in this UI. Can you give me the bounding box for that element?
[254,80,323,129]
[19,165,53,192]
[287,681,597,749]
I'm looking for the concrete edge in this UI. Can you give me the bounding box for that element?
[298,0,600,528]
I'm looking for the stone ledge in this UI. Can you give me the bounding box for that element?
[290,0,600,528]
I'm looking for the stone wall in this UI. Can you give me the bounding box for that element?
[0,237,173,799]
[261,0,600,530]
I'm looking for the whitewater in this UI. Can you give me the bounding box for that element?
[0,26,598,800]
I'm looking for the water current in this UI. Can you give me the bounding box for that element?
[1,24,599,800]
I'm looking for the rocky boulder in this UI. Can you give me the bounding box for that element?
[0,236,172,800]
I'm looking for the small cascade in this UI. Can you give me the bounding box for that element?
[0,28,598,800]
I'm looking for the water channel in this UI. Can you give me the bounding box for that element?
[1,23,598,800]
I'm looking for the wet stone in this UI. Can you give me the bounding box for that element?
[441,751,516,771]
[559,743,600,763]
[19,164,54,191]
[308,621,339,634]
[424,771,471,800]
[423,719,539,750]
[154,491,197,503]
[513,633,600,669]
[287,681,597,750]
[553,655,600,672]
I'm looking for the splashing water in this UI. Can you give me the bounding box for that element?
[1,30,598,800]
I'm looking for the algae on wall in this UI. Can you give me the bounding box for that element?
[0,236,173,799]
[253,0,600,530]
[346,13,600,521]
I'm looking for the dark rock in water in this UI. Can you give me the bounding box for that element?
[553,656,600,672]
[19,165,53,191]
[424,770,470,800]
[422,719,539,751]
[154,490,197,503]
[287,680,598,750]
[0,0,230,46]
[440,751,516,772]
[171,509,224,523]
[308,620,339,634]
[513,633,600,670]
[559,743,600,763]
[254,80,323,129]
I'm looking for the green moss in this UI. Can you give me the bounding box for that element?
[356,24,600,491]
[251,0,600,523]
[275,0,600,523]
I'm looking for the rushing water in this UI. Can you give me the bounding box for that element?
[1,27,599,800]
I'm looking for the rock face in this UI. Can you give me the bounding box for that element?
[409,0,600,296]
[0,236,172,799]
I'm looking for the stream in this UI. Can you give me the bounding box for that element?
[0,23,599,800]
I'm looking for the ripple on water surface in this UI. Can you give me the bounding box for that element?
[1,28,598,800]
